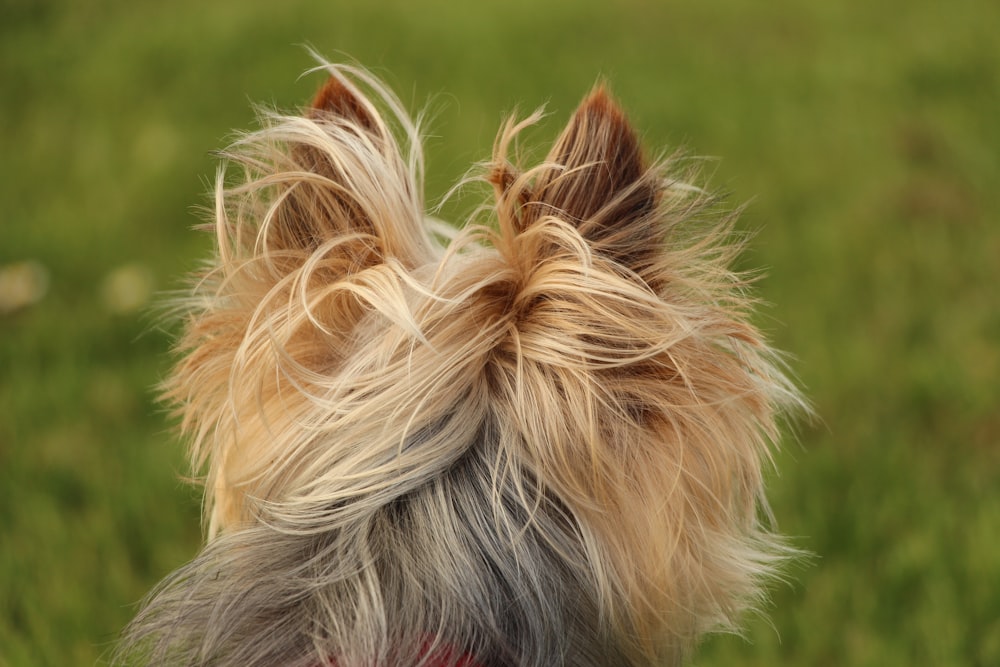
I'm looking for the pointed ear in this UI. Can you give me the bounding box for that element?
[212,67,434,303]
[308,74,380,134]
[249,72,428,270]
[526,87,661,271]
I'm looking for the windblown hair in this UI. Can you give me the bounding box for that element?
[117,61,804,666]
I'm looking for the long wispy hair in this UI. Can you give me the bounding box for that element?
[116,60,805,666]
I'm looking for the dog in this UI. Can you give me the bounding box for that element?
[117,60,804,666]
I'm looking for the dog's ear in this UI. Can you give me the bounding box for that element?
[249,73,429,270]
[523,87,661,273]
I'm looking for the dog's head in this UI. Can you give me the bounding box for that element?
[142,62,803,666]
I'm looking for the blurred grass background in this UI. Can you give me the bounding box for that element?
[1,0,998,664]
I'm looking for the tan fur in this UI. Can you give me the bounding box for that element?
[119,60,805,667]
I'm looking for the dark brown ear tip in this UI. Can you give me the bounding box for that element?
[577,85,626,122]
[572,85,643,167]
[571,87,640,155]
[311,76,347,112]
[309,75,375,128]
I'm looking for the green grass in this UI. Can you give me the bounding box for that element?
[2,0,998,664]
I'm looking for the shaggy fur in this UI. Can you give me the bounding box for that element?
[117,60,805,666]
